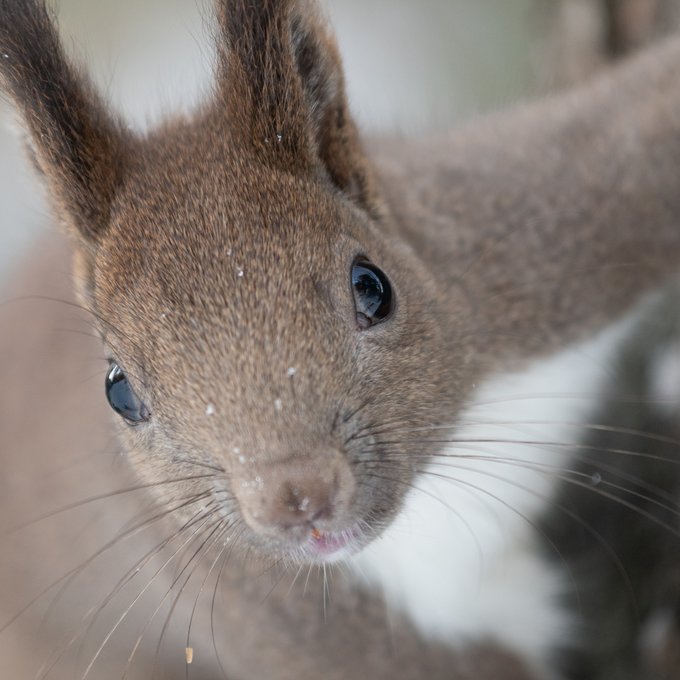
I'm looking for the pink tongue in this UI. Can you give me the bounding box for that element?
[310,529,347,555]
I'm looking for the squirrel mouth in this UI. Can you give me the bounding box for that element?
[303,527,357,561]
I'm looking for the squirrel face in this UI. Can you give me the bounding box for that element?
[86,118,453,560]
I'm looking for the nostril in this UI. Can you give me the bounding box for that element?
[310,505,331,523]
[280,482,334,527]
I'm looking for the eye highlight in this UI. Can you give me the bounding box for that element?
[105,362,150,424]
[351,258,394,329]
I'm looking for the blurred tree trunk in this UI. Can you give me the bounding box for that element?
[540,0,680,87]
[605,0,680,54]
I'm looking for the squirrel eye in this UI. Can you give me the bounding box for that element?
[351,258,394,329]
[105,362,150,424]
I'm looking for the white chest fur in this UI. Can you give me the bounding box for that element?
[349,321,634,674]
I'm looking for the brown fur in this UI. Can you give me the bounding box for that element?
[2,1,680,678]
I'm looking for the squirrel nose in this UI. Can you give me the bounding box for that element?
[250,471,340,534]
[269,478,335,529]
[237,458,355,535]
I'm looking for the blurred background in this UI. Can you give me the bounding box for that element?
[1,0,679,280]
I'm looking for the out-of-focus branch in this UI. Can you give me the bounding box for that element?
[605,0,680,54]
[536,0,680,88]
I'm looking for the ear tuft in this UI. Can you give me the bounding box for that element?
[216,0,311,169]
[215,0,381,215]
[0,0,128,242]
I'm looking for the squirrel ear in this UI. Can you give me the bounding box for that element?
[0,0,128,244]
[291,7,383,216]
[215,0,381,215]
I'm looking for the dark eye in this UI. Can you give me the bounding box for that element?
[351,258,394,329]
[105,362,150,424]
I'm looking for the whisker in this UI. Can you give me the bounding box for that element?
[363,436,680,467]
[35,504,217,680]
[466,391,680,408]
[356,418,680,452]
[73,506,221,674]
[1,295,149,374]
[285,563,306,598]
[3,474,220,537]
[257,558,289,607]
[419,461,640,620]
[426,453,680,527]
[303,562,314,598]
[365,435,680,531]
[0,491,214,641]
[364,461,632,620]
[206,523,248,680]
[152,513,239,677]
[170,459,227,474]
[359,469,486,573]
[183,522,234,680]
[77,511,223,680]
[322,563,328,623]
[122,517,229,680]
[429,448,680,510]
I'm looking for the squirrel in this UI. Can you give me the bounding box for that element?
[1,1,680,678]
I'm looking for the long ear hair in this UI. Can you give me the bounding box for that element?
[214,0,381,215]
[0,0,129,243]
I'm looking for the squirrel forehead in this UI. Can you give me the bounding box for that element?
[107,126,356,250]
[93,150,357,346]
[96,195,346,316]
